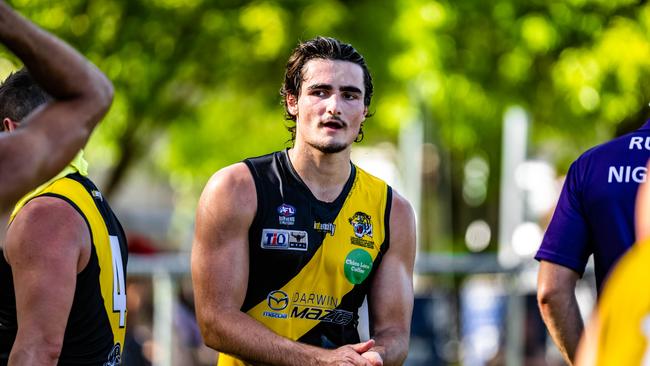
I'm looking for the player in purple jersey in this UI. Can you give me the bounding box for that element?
[536,120,650,365]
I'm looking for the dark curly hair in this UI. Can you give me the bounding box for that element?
[280,37,373,143]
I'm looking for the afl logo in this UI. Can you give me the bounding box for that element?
[267,290,289,311]
[277,204,296,217]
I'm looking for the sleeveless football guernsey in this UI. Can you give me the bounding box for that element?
[217,150,392,366]
[0,172,128,365]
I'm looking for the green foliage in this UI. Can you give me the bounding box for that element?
[4,0,650,249]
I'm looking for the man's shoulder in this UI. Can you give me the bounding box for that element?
[208,162,255,189]
[201,162,257,207]
[562,132,647,181]
[196,162,257,227]
[578,129,650,161]
[6,195,89,263]
[17,195,82,221]
[390,189,414,219]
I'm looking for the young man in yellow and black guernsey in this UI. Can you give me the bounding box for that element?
[0,2,126,366]
[192,37,416,366]
[0,9,127,363]
[0,68,128,366]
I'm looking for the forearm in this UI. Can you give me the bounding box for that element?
[201,309,324,366]
[539,293,584,365]
[0,2,112,104]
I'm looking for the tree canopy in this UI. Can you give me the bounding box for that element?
[3,0,650,251]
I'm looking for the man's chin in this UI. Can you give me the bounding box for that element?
[311,142,349,154]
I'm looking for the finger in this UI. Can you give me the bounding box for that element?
[349,339,375,353]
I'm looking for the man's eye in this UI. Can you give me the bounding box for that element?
[311,90,326,97]
[343,93,359,100]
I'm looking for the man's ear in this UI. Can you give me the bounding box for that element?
[2,118,18,132]
[286,94,298,117]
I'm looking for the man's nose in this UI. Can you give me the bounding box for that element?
[325,94,342,115]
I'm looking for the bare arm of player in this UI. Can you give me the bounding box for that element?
[363,191,416,366]
[0,2,113,211]
[537,261,583,365]
[192,163,377,366]
[3,197,90,365]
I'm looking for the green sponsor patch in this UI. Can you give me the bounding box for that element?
[344,249,373,284]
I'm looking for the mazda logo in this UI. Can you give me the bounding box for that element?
[267,290,289,311]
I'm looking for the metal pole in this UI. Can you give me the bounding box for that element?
[505,274,524,366]
[498,106,529,268]
[152,270,176,366]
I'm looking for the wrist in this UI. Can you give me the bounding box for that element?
[368,345,385,356]
[295,341,328,366]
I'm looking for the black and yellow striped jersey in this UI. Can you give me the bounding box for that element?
[0,173,127,365]
[218,150,391,366]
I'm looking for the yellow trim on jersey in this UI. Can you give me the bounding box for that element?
[218,166,389,366]
[594,241,650,365]
[9,151,88,220]
[10,176,126,351]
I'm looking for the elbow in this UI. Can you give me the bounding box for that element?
[198,324,219,350]
[196,315,228,352]
[77,68,114,119]
[91,72,114,115]
[374,328,410,366]
[41,340,64,364]
[537,282,570,313]
[38,334,64,361]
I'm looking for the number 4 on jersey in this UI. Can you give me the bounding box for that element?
[110,235,126,327]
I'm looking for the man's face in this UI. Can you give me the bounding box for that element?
[287,58,367,154]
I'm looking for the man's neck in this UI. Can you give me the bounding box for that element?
[288,144,352,203]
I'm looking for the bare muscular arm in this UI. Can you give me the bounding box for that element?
[5,197,90,365]
[0,2,113,212]
[191,163,376,366]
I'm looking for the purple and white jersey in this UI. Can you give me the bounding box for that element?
[536,120,650,293]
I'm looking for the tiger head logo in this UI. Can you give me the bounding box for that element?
[349,212,373,239]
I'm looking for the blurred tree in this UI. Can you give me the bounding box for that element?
[2,0,650,252]
[389,0,650,253]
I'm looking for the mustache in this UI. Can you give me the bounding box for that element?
[320,115,347,127]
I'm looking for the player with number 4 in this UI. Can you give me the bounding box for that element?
[0,71,128,365]
[0,6,127,366]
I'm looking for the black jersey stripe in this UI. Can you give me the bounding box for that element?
[241,151,356,312]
